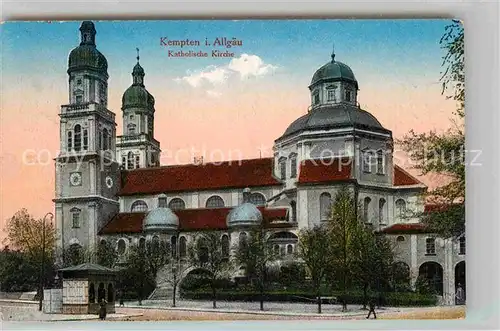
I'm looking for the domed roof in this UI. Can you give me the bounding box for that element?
[122,85,155,109]
[281,104,389,138]
[68,45,108,75]
[310,53,357,88]
[68,21,108,75]
[227,203,262,228]
[143,207,179,232]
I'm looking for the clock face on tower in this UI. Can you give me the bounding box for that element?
[105,176,114,189]
[70,172,82,186]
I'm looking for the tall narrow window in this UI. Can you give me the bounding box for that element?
[426,238,436,255]
[320,192,332,221]
[83,129,88,150]
[395,199,406,220]
[121,156,126,169]
[327,90,335,101]
[314,92,320,105]
[127,152,134,170]
[179,236,187,259]
[102,128,109,150]
[158,195,168,208]
[345,90,351,102]
[379,198,387,224]
[171,236,177,258]
[221,234,230,258]
[290,154,297,178]
[279,157,287,180]
[362,149,372,173]
[74,125,82,151]
[363,197,372,223]
[76,95,83,104]
[135,155,140,169]
[71,208,81,228]
[376,150,385,174]
[67,131,73,151]
[459,236,466,255]
[239,232,248,250]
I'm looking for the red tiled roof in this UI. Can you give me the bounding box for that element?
[393,165,423,187]
[99,207,289,235]
[119,158,282,196]
[379,223,430,235]
[298,157,353,185]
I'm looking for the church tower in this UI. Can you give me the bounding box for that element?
[116,50,161,169]
[54,21,120,256]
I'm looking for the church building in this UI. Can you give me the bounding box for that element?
[54,21,465,305]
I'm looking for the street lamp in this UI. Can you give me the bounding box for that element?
[39,212,54,312]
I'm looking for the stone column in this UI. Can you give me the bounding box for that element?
[88,117,95,152]
[55,203,64,259]
[410,234,418,289]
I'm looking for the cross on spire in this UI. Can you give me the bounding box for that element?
[331,43,336,62]
[136,47,140,63]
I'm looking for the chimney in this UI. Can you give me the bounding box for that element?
[243,188,251,203]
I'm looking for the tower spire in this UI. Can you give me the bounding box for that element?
[136,47,140,63]
[331,43,335,62]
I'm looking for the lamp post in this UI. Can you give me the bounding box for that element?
[39,212,54,311]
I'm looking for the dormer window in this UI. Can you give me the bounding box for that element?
[327,90,335,101]
[313,91,320,105]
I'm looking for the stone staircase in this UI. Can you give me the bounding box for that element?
[148,287,174,300]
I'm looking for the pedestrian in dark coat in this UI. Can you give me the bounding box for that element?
[366,297,377,319]
[99,298,107,320]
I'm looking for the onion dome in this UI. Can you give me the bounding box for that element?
[310,51,357,89]
[68,21,108,75]
[122,49,155,110]
[143,207,179,232]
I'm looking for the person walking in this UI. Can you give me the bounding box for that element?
[99,298,108,320]
[366,296,377,319]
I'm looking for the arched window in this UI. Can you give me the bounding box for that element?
[290,154,297,178]
[74,125,82,151]
[179,236,187,258]
[107,283,114,302]
[171,236,177,258]
[395,199,406,220]
[131,200,148,212]
[286,244,293,255]
[158,195,168,208]
[135,155,140,169]
[249,193,266,206]
[67,131,73,150]
[376,150,385,174]
[396,235,405,242]
[362,149,372,173]
[127,152,134,170]
[426,237,436,255]
[139,237,146,251]
[459,236,466,255]
[363,197,372,222]
[221,234,230,257]
[169,198,186,210]
[319,192,332,221]
[83,129,88,150]
[102,128,109,150]
[88,283,95,303]
[117,239,127,255]
[239,232,248,250]
[379,198,387,224]
[70,207,81,228]
[206,195,225,208]
[279,157,287,180]
[128,123,136,135]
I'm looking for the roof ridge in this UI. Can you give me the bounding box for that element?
[123,157,274,172]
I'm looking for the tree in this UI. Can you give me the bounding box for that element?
[297,225,331,314]
[233,227,277,311]
[95,240,118,268]
[326,186,358,311]
[188,232,232,309]
[120,239,171,305]
[398,19,465,238]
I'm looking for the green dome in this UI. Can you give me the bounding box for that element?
[122,85,155,109]
[310,54,357,88]
[68,21,108,75]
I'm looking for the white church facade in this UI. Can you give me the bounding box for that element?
[54,21,465,305]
